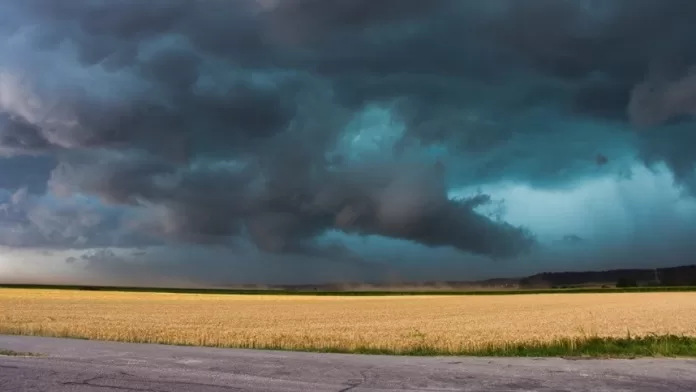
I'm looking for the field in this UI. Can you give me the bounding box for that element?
[2,288,696,357]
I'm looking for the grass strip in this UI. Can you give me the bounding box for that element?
[2,329,694,358]
[0,348,39,356]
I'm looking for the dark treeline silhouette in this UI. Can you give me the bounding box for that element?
[519,265,696,288]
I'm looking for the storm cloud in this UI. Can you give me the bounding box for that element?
[1,0,696,284]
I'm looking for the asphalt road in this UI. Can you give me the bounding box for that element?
[1,335,696,391]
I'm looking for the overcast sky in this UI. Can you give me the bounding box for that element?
[2,0,696,286]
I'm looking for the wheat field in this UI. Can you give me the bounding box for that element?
[1,289,695,353]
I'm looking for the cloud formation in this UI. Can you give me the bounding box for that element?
[2,1,696,283]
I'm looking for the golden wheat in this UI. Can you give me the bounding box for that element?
[1,289,695,353]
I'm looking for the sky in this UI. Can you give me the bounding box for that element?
[2,0,696,286]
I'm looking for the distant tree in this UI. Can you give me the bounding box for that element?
[616,277,638,288]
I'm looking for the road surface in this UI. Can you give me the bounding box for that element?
[1,335,695,391]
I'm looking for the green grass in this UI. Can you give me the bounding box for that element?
[2,283,696,296]
[470,334,696,358]
[0,348,39,357]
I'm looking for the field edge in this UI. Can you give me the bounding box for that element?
[3,284,696,296]
[2,330,695,358]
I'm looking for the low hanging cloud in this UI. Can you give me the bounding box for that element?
[0,187,142,249]
[1,1,696,283]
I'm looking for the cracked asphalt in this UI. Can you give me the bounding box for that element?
[1,335,696,391]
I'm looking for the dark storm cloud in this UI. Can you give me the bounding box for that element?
[279,0,696,188]
[483,0,696,192]
[2,0,696,267]
[48,154,533,258]
[0,112,51,154]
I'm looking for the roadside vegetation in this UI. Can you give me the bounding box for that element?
[0,349,39,356]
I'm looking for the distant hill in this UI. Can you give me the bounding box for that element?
[518,264,696,288]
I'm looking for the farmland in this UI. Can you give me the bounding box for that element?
[1,289,696,357]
